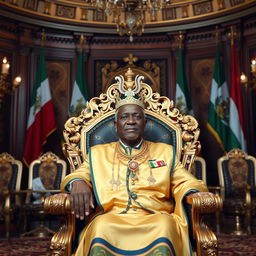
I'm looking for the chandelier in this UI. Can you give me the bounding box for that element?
[88,0,170,42]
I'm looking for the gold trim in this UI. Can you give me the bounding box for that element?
[63,68,200,171]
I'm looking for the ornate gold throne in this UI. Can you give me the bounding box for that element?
[217,148,256,235]
[44,68,222,256]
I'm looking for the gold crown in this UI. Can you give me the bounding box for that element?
[115,68,145,110]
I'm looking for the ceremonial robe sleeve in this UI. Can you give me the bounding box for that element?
[170,161,208,216]
[60,153,92,192]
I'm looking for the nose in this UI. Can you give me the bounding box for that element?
[127,115,136,124]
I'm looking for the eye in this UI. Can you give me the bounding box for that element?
[120,115,128,120]
[134,114,142,120]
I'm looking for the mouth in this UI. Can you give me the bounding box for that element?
[125,128,137,132]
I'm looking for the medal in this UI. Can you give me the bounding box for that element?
[128,160,139,172]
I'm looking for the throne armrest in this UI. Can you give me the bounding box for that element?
[186,192,223,256]
[44,193,74,256]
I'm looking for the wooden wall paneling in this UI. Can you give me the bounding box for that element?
[241,22,256,156]
[246,43,256,156]
[0,22,18,154]
[0,51,12,154]
[188,41,222,186]
[10,48,31,160]
[88,47,172,99]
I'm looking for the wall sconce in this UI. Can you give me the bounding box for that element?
[240,58,256,90]
[0,57,21,107]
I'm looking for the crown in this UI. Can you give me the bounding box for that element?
[115,68,145,110]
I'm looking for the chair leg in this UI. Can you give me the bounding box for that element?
[245,207,252,235]
[232,215,247,235]
[216,210,221,234]
[20,212,55,237]
[4,210,10,239]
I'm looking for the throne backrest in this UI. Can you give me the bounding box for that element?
[0,152,22,192]
[217,148,256,198]
[28,152,67,203]
[63,69,201,173]
[0,152,22,207]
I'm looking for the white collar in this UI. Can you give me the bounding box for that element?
[119,139,143,149]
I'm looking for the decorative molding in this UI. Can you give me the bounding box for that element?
[23,0,38,11]
[56,4,76,19]
[193,1,213,16]
[0,0,255,35]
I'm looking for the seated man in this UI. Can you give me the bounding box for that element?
[61,79,208,256]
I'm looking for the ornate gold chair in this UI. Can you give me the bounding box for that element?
[217,148,256,235]
[20,151,67,237]
[0,152,22,238]
[44,69,222,256]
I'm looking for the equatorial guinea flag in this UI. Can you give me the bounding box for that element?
[228,44,246,151]
[23,47,57,166]
[69,51,88,117]
[207,45,230,151]
[175,48,193,115]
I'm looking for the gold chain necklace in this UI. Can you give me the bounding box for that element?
[110,141,156,188]
[117,141,149,184]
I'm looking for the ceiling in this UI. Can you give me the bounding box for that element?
[0,0,255,34]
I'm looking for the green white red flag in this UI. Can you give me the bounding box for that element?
[69,51,88,117]
[228,44,246,151]
[175,48,193,115]
[207,45,230,151]
[23,47,57,166]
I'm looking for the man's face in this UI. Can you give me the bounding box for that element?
[115,104,146,147]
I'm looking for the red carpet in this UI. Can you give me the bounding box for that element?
[0,235,255,255]
[217,234,256,256]
[0,237,50,256]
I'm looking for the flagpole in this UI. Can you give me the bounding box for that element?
[228,25,246,151]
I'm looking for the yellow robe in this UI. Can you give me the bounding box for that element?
[61,141,208,256]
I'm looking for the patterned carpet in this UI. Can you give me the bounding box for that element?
[0,237,50,256]
[0,235,255,255]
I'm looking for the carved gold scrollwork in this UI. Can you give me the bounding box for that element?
[227,148,247,159]
[39,151,59,162]
[0,152,16,163]
[63,68,200,171]
[186,192,223,256]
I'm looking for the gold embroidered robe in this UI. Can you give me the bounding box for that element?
[61,141,208,256]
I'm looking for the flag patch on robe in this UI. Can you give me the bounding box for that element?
[149,160,166,168]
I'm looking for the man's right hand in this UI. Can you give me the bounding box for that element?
[70,180,94,220]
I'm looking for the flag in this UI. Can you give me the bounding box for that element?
[175,48,193,115]
[69,51,88,117]
[23,47,57,166]
[207,46,230,151]
[228,44,246,151]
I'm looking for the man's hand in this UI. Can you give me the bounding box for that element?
[70,180,94,220]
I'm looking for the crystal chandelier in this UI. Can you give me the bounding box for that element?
[89,0,170,42]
